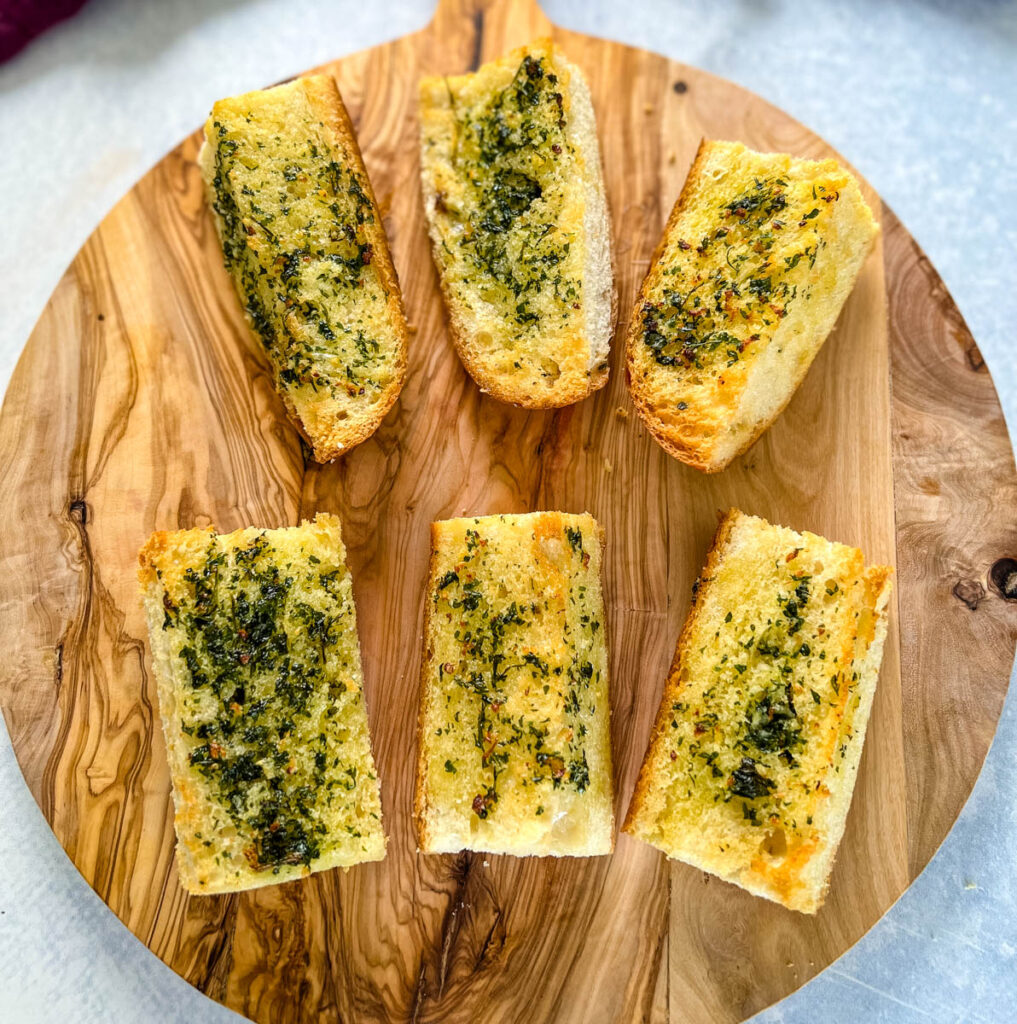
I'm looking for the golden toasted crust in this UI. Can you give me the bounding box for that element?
[139,514,386,894]
[414,511,614,856]
[201,76,408,462]
[625,140,879,472]
[419,40,615,409]
[623,509,893,913]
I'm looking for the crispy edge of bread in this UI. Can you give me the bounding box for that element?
[138,514,386,894]
[418,40,616,410]
[199,75,409,463]
[624,139,879,473]
[622,509,893,913]
[413,513,615,856]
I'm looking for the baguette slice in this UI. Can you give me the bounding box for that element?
[623,510,893,913]
[199,76,408,462]
[415,512,614,856]
[419,39,615,408]
[138,514,385,894]
[626,140,879,472]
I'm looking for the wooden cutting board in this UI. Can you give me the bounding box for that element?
[2,0,1015,1021]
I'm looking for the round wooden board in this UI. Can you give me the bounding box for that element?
[2,1,1015,1021]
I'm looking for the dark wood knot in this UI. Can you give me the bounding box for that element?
[673,80,688,94]
[68,498,88,526]
[989,558,1017,601]
[952,578,986,611]
[966,344,985,372]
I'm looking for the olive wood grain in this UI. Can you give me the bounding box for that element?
[1,0,1015,1021]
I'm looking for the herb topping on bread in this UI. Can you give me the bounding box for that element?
[415,512,614,856]
[138,514,385,893]
[623,509,892,913]
[626,140,879,471]
[419,40,614,408]
[200,75,408,462]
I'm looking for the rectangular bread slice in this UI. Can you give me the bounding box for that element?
[138,514,385,894]
[419,39,615,409]
[199,75,408,462]
[626,140,879,472]
[415,511,614,856]
[623,509,893,913]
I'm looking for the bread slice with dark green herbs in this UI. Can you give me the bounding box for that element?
[626,140,879,472]
[200,75,408,461]
[623,509,892,913]
[419,40,615,409]
[138,514,385,894]
[415,511,614,856]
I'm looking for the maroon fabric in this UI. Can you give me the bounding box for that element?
[0,0,89,63]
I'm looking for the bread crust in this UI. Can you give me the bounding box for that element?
[419,40,615,410]
[625,140,879,473]
[201,75,408,463]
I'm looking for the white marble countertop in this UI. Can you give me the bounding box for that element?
[1,1,1015,1021]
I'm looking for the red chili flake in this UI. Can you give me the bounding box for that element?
[472,794,488,816]
[677,239,691,251]
[269,821,280,832]
[551,143,562,154]
[239,653,251,665]
[361,244,373,265]
[694,721,708,736]
[670,750,678,761]
[442,662,455,675]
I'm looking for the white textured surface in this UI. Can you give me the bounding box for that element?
[1,0,1016,1021]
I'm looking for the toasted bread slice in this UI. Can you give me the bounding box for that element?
[138,514,385,894]
[623,510,893,913]
[626,140,879,472]
[419,40,615,409]
[415,512,614,856]
[199,76,408,462]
